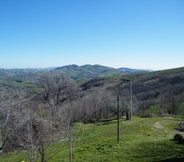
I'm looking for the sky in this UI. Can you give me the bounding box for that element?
[0,0,184,70]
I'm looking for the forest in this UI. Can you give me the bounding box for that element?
[1,66,184,162]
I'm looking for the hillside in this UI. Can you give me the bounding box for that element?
[54,64,118,79]
[118,67,150,73]
[0,65,149,82]
[80,65,184,90]
[1,66,184,162]
[1,117,184,162]
[54,64,148,80]
[0,68,51,83]
[80,66,184,119]
[1,65,184,107]
[155,66,184,75]
[132,66,184,80]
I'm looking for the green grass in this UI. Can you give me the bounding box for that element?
[155,67,184,75]
[0,79,43,95]
[0,80,36,88]
[1,117,184,162]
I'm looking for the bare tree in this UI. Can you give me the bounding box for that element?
[38,72,77,122]
[160,84,182,115]
[80,87,115,122]
[0,85,25,154]
[13,101,58,162]
[58,101,83,162]
[37,72,79,161]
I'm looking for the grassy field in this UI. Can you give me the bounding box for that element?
[1,117,184,162]
[0,79,43,96]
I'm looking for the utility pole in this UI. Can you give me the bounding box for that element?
[130,75,133,120]
[117,95,120,143]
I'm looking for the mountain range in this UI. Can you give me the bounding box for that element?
[0,64,150,81]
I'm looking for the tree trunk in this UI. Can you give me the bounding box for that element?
[0,138,5,154]
[125,111,130,120]
[69,126,72,162]
[38,145,46,162]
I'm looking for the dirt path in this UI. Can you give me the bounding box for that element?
[154,122,163,129]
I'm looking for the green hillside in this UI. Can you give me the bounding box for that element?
[1,117,184,162]
[0,65,150,82]
[54,64,151,80]
[102,66,184,84]
[54,64,119,80]
[134,66,184,80]
[155,67,184,75]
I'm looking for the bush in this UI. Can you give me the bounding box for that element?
[137,109,153,118]
[174,134,184,143]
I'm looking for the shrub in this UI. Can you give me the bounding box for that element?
[174,134,183,143]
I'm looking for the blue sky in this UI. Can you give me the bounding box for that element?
[0,0,184,70]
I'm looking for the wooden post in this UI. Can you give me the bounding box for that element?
[130,75,133,120]
[117,96,120,143]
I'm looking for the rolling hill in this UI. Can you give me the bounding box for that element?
[54,64,149,80]
[0,64,149,82]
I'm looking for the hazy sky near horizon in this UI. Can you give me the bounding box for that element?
[0,0,184,70]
